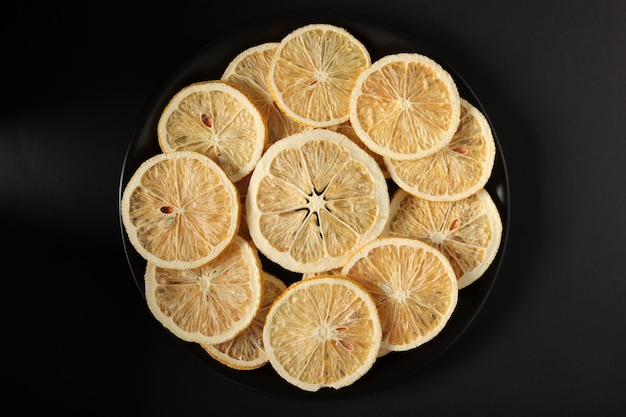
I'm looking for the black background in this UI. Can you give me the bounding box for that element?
[4,1,625,415]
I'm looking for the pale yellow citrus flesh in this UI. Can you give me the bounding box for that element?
[385,98,496,201]
[201,272,286,370]
[263,276,382,392]
[384,188,502,289]
[269,24,371,127]
[246,129,389,273]
[341,237,458,352]
[222,42,308,146]
[329,121,389,179]
[145,236,263,345]
[121,151,239,270]
[350,53,460,160]
[157,80,266,182]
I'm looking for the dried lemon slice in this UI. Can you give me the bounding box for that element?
[144,236,263,345]
[120,151,239,270]
[246,128,389,273]
[157,80,266,182]
[341,237,458,352]
[350,52,461,160]
[263,275,382,391]
[268,23,371,128]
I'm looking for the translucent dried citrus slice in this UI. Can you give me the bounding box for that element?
[268,23,371,128]
[246,128,390,273]
[385,98,496,201]
[120,151,239,270]
[157,80,266,182]
[144,236,263,345]
[341,236,458,352]
[263,275,382,391]
[350,52,461,160]
[384,188,502,289]
[222,42,309,146]
[201,272,286,370]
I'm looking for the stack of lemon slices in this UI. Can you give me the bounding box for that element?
[120,22,503,392]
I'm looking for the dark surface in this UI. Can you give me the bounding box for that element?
[5,1,625,415]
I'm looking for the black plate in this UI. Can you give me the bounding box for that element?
[119,10,510,400]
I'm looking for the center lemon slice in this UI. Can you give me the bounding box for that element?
[246,128,390,273]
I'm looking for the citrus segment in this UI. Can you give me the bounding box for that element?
[384,188,502,289]
[201,272,287,370]
[246,129,389,273]
[222,42,309,146]
[268,23,371,127]
[350,52,461,160]
[263,276,382,391]
[385,98,496,201]
[157,80,266,182]
[121,151,239,270]
[329,121,389,179]
[341,237,458,352]
[144,236,263,345]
